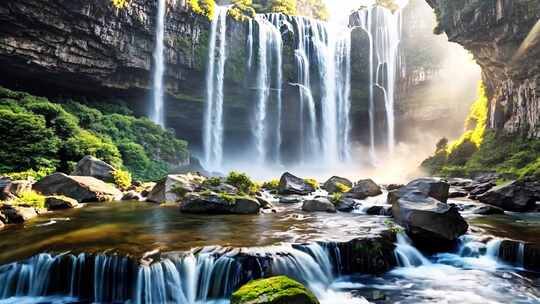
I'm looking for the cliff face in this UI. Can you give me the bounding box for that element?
[0,0,249,148]
[426,0,540,138]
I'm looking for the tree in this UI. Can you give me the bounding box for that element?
[297,0,329,21]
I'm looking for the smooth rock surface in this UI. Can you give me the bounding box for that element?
[347,179,382,199]
[72,155,116,182]
[34,173,122,203]
[302,197,336,213]
[477,180,540,212]
[278,173,315,195]
[180,193,261,215]
[323,176,353,194]
[147,173,205,203]
[0,204,38,224]
[45,196,79,210]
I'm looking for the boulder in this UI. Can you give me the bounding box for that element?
[447,178,474,187]
[385,184,404,191]
[391,190,468,248]
[279,195,304,204]
[365,205,392,216]
[147,173,206,203]
[72,155,116,182]
[302,197,336,213]
[322,176,353,194]
[346,179,382,199]
[473,205,505,215]
[477,180,540,212]
[121,191,143,201]
[498,240,540,271]
[230,276,319,304]
[8,180,33,197]
[45,196,79,210]
[34,173,122,203]
[389,178,450,205]
[0,178,15,201]
[468,182,495,196]
[335,198,359,212]
[278,172,315,195]
[448,188,469,198]
[180,193,261,215]
[0,204,37,224]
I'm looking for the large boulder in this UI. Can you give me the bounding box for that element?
[8,180,33,197]
[302,197,336,213]
[0,204,38,224]
[322,176,353,194]
[389,178,450,205]
[392,191,468,247]
[45,196,79,210]
[477,180,540,212]
[334,197,359,212]
[34,173,122,203]
[389,178,467,250]
[278,173,315,195]
[146,173,206,203]
[72,155,116,182]
[346,179,382,199]
[180,193,261,215]
[0,178,15,201]
[230,276,319,304]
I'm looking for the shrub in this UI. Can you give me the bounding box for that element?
[226,171,260,195]
[447,139,478,166]
[330,192,343,205]
[229,0,256,21]
[187,0,216,20]
[203,176,222,187]
[113,169,132,190]
[111,0,129,9]
[5,168,55,181]
[13,191,46,209]
[262,179,280,191]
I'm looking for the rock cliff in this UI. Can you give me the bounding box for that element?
[426,0,540,138]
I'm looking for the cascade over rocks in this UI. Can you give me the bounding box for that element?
[72,155,116,182]
[278,173,315,195]
[34,173,122,203]
[498,240,540,271]
[477,180,540,212]
[389,178,468,250]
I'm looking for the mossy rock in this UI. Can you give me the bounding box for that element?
[230,276,319,304]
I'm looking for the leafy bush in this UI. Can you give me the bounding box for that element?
[269,0,297,15]
[226,171,260,195]
[330,192,343,205]
[229,0,256,21]
[13,191,46,209]
[111,0,129,9]
[203,176,222,187]
[113,169,132,190]
[187,0,215,20]
[262,179,280,191]
[5,168,55,181]
[0,87,189,182]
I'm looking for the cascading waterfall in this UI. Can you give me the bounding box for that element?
[0,244,342,303]
[356,6,404,156]
[151,0,166,127]
[203,7,228,171]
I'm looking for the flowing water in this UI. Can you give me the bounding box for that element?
[150,0,166,127]
[203,7,228,170]
[0,200,539,304]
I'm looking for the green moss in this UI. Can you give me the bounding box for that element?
[226,171,260,195]
[204,177,222,187]
[230,276,319,304]
[303,178,319,190]
[334,182,351,194]
[330,192,343,205]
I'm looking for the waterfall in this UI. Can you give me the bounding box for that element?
[151,0,166,127]
[203,7,228,171]
[356,6,404,156]
[0,244,342,303]
[393,233,431,267]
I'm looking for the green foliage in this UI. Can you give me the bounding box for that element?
[447,139,478,166]
[187,0,216,20]
[269,0,297,15]
[229,0,256,21]
[226,171,260,195]
[4,168,55,181]
[111,0,129,9]
[262,179,280,191]
[12,191,46,209]
[334,182,351,193]
[303,178,319,190]
[203,176,222,187]
[0,87,189,182]
[330,192,343,205]
[112,169,132,190]
[230,276,318,304]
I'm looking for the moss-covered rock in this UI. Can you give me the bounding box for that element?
[230,276,319,304]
